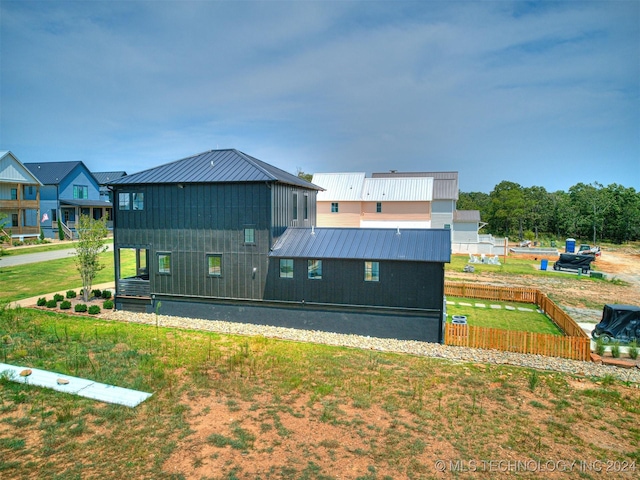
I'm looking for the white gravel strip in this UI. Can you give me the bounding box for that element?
[101,310,640,384]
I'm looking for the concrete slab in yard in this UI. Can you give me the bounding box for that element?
[490,305,502,309]
[475,303,486,308]
[0,363,152,407]
[459,302,472,307]
[505,306,516,311]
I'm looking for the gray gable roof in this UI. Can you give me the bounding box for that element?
[24,161,87,185]
[92,171,127,185]
[270,228,451,263]
[109,149,321,190]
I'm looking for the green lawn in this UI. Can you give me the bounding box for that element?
[0,248,134,302]
[446,296,564,335]
[0,239,113,257]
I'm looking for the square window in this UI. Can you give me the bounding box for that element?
[73,185,88,199]
[158,253,171,274]
[119,192,130,210]
[308,260,322,279]
[364,261,379,282]
[132,192,144,210]
[244,227,255,244]
[280,259,294,278]
[331,202,339,213]
[207,254,222,276]
[376,202,382,213]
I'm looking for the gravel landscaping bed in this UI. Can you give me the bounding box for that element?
[102,310,640,384]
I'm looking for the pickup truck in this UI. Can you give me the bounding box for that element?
[577,244,601,256]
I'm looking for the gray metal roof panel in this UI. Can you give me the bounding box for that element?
[270,228,451,263]
[454,210,481,222]
[24,161,85,185]
[109,149,321,189]
[92,171,127,185]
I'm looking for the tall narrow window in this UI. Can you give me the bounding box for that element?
[308,260,322,279]
[279,259,294,278]
[331,202,339,213]
[244,227,255,244]
[158,253,171,275]
[119,192,130,210]
[364,261,380,282]
[303,194,309,220]
[376,202,382,213]
[132,192,144,210]
[292,192,298,220]
[10,188,17,200]
[207,254,222,277]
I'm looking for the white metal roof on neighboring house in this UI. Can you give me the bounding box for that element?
[362,177,433,201]
[313,172,366,201]
[313,172,433,202]
[453,210,481,222]
[372,171,459,200]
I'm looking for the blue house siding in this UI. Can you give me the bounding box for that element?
[58,164,101,202]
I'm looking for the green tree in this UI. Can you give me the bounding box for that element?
[296,168,313,183]
[488,181,525,237]
[74,215,108,302]
[569,182,612,244]
[457,191,491,221]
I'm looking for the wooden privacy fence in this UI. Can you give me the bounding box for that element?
[445,324,591,361]
[444,282,591,362]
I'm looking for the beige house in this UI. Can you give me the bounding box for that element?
[0,151,42,240]
[313,170,496,254]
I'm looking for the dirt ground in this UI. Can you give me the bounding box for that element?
[158,246,640,479]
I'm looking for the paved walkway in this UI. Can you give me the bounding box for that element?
[0,244,113,267]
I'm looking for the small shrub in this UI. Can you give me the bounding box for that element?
[595,339,606,356]
[53,293,64,302]
[46,299,57,308]
[103,300,114,310]
[60,300,72,310]
[66,290,77,299]
[88,305,101,315]
[629,341,638,360]
[101,290,112,299]
[528,370,540,392]
[75,304,87,313]
[611,343,620,359]
[37,297,47,307]
[91,289,102,299]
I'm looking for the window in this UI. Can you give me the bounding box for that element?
[303,194,309,220]
[10,188,17,200]
[331,202,339,213]
[51,209,57,222]
[73,185,88,199]
[132,192,144,210]
[158,253,171,274]
[207,254,222,276]
[292,192,298,219]
[279,259,294,278]
[11,214,18,227]
[376,202,382,213]
[119,192,130,210]
[244,227,255,244]
[308,260,322,279]
[364,261,380,282]
[444,224,451,230]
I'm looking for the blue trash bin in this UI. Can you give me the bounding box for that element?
[541,259,548,271]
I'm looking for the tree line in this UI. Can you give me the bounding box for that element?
[458,181,640,244]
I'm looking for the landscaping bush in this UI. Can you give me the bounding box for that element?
[37,297,47,307]
[611,342,620,359]
[66,290,77,299]
[46,299,57,308]
[629,341,638,360]
[101,290,112,299]
[91,289,102,298]
[88,305,101,315]
[595,339,606,356]
[60,300,72,310]
[74,304,87,313]
[53,293,65,302]
[103,300,114,310]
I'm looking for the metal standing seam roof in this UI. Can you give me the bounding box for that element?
[108,149,322,190]
[372,171,459,200]
[313,173,433,202]
[270,228,451,263]
[0,151,43,185]
[24,161,90,185]
[92,171,127,185]
[313,173,366,201]
[453,210,481,222]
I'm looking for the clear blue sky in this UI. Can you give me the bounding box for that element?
[1,0,638,193]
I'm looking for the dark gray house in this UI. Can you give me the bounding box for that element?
[109,149,450,342]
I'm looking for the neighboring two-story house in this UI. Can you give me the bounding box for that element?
[0,151,42,240]
[24,161,112,239]
[92,171,127,229]
[109,149,450,343]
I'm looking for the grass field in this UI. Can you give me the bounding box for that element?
[446,297,563,335]
[0,306,638,479]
